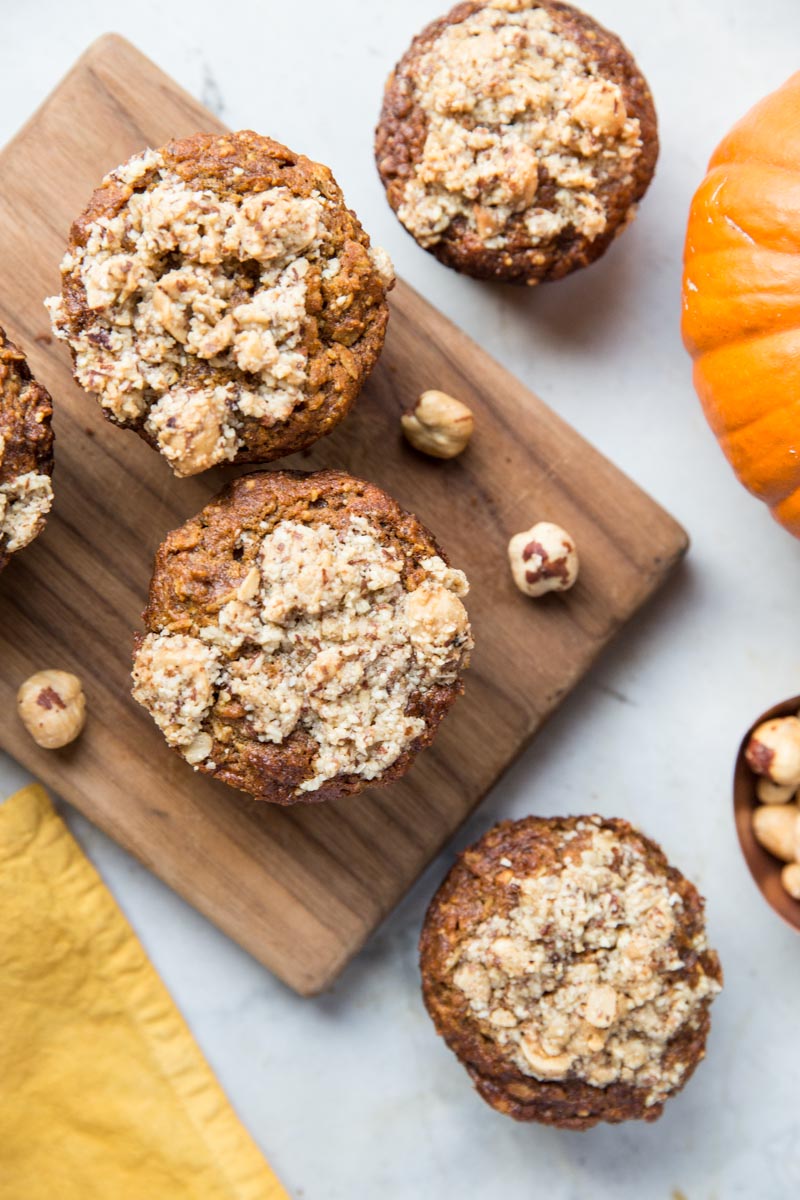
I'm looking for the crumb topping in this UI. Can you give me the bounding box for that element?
[450,823,720,1105]
[397,0,642,249]
[0,471,53,553]
[132,516,472,793]
[46,149,393,476]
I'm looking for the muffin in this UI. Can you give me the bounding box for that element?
[132,469,472,804]
[375,0,658,284]
[0,327,54,571]
[420,815,722,1127]
[46,131,394,477]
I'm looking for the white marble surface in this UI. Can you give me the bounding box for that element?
[2,1,800,1195]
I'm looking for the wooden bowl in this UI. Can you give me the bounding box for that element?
[734,695,800,931]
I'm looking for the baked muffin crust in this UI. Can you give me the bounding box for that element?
[376,0,658,283]
[420,816,722,1127]
[132,470,472,804]
[47,132,394,475]
[0,327,54,571]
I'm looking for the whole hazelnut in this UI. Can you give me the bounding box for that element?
[508,522,579,598]
[401,390,474,459]
[745,716,800,786]
[17,670,86,749]
[752,803,800,863]
[781,862,800,900]
[755,777,796,805]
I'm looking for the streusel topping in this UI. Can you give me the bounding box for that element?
[46,149,393,476]
[398,0,642,249]
[0,471,53,553]
[132,516,472,794]
[451,821,720,1105]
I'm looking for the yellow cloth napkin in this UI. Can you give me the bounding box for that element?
[0,784,288,1200]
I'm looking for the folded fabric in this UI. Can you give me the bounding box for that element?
[0,784,288,1200]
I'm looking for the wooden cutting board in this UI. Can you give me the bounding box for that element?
[0,35,687,995]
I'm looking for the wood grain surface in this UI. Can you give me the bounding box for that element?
[0,35,687,994]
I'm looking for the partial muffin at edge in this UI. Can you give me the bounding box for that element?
[375,0,658,284]
[420,815,722,1128]
[47,130,395,477]
[0,326,54,571]
[132,469,473,805]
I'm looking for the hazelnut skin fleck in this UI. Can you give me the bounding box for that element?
[508,521,579,598]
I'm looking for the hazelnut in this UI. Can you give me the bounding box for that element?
[571,1019,609,1056]
[745,716,800,786]
[572,79,627,137]
[488,1008,518,1028]
[519,1029,574,1078]
[508,522,579,598]
[781,862,800,900]
[405,582,470,651]
[752,803,800,863]
[184,731,213,765]
[583,984,618,1029]
[236,565,261,602]
[755,777,796,804]
[401,390,474,459]
[452,962,490,1006]
[17,670,86,749]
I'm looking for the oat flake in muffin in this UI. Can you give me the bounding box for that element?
[132,471,473,802]
[47,132,394,476]
[376,0,658,283]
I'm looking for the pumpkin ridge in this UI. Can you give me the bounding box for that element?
[771,488,800,535]
[722,398,800,449]
[685,163,800,257]
[711,154,800,176]
[683,73,800,535]
[690,325,800,378]
[682,250,800,353]
[723,419,800,505]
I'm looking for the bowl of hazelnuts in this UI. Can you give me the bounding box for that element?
[735,696,800,931]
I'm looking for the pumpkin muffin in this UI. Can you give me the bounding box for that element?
[132,469,473,804]
[0,327,54,571]
[375,0,658,284]
[420,815,722,1128]
[46,131,394,477]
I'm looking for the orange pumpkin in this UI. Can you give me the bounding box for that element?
[682,72,800,536]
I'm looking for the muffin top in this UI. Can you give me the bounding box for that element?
[132,470,472,804]
[420,815,722,1127]
[376,0,658,283]
[0,327,54,571]
[47,131,394,476]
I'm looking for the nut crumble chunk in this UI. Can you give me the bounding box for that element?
[132,516,472,796]
[450,820,721,1107]
[47,136,394,476]
[0,325,54,569]
[0,471,53,553]
[397,1,643,252]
